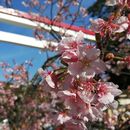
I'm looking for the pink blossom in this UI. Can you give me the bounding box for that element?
[57,113,71,124]
[57,31,84,53]
[58,32,106,79]
[68,47,106,79]
[97,82,122,105]
[85,104,103,121]
[38,69,57,89]
[105,0,119,6]
[58,88,102,122]
[90,18,119,36]
[45,73,56,88]
[98,92,115,105]
[57,78,122,123]
[80,7,88,17]
[77,90,95,104]
[62,50,78,63]
[62,74,74,90]
[106,0,130,7]
[58,90,87,117]
[114,16,129,33]
[0,82,5,87]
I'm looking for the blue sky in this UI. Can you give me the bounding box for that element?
[0,0,96,81]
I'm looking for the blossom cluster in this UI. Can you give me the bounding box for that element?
[38,32,122,130]
[90,0,130,81]
[0,60,33,85]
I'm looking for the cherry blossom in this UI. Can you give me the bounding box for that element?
[114,16,129,33]
[105,0,119,6]
[90,18,119,37]
[97,82,122,104]
[61,50,78,63]
[57,113,71,124]
[68,46,106,79]
[58,32,106,79]
[57,78,121,125]
[58,31,84,53]
[106,0,130,7]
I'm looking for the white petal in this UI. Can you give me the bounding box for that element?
[105,0,118,6]
[115,23,129,33]
[77,91,94,103]
[75,31,85,43]
[68,62,83,76]
[109,88,122,96]
[127,34,130,40]
[80,68,95,79]
[109,101,118,109]
[116,16,128,24]
[45,75,55,88]
[98,93,114,104]
[58,90,76,97]
[57,114,71,124]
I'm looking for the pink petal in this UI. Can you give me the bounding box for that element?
[58,90,76,97]
[45,75,55,88]
[105,0,118,6]
[62,50,78,63]
[68,61,83,76]
[98,92,114,104]
[77,90,94,103]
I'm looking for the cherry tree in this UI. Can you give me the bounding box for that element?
[0,0,130,130]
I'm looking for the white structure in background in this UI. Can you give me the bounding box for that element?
[0,6,95,49]
[0,31,58,49]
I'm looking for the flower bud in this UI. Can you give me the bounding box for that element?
[105,53,115,60]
